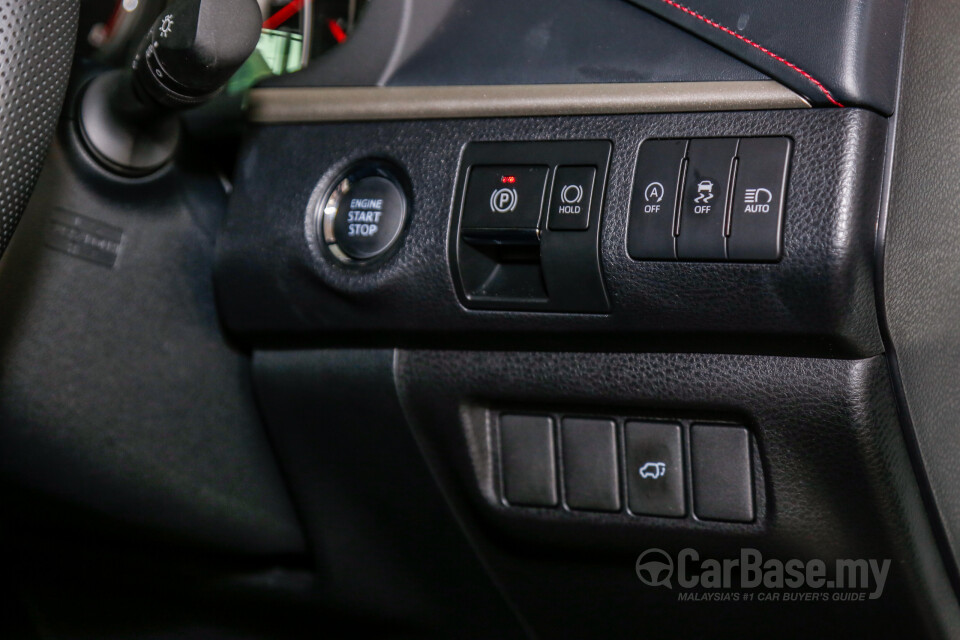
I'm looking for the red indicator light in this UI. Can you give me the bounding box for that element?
[501,175,517,184]
[327,18,348,43]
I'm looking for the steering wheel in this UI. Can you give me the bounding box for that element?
[0,0,79,259]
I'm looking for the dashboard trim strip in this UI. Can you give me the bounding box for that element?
[246,81,810,123]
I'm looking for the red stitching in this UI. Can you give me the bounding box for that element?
[656,0,844,107]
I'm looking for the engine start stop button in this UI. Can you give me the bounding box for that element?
[321,164,408,262]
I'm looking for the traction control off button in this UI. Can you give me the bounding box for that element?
[676,138,738,260]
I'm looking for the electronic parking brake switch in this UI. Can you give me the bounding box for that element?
[461,166,549,233]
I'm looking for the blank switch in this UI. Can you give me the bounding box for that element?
[691,424,754,522]
[500,414,558,506]
[561,418,620,511]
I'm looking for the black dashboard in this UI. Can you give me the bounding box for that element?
[3,0,960,638]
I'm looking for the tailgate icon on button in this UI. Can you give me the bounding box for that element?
[639,461,667,479]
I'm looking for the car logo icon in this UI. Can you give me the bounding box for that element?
[639,461,667,479]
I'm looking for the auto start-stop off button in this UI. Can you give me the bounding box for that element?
[320,163,408,262]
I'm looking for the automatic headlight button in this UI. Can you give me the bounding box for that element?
[727,137,791,261]
[323,169,408,262]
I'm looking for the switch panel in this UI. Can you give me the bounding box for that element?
[627,137,792,263]
[452,141,611,312]
[498,412,757,525]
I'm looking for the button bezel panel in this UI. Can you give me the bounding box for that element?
[495,410,758,525]
[627,136,792,263]
[451,140,612,313]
